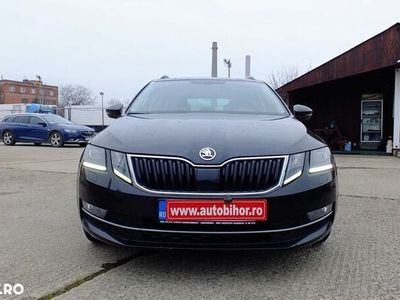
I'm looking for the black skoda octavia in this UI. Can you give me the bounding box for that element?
[78,77,337,249]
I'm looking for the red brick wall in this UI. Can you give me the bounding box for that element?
[0,80,58,105]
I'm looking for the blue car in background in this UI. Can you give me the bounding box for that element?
[0,113,95,147]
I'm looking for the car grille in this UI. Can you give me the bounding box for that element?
[130,155,286,193]
[81,131,94,137]
[131,156,196,192]
[220,158,285,192]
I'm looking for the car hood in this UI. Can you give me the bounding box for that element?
[92,114,325,164]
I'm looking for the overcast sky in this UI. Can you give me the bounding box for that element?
[1,0,399,104]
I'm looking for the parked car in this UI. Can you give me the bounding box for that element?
[78,77,337,249]
[0,113,95,147]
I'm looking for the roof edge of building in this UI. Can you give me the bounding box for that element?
[0,79,58,88]
[278,22,400,93]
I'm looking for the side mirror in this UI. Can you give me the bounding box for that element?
[106,104,123,119]
[293,104,313,121]
[38,122,47,127]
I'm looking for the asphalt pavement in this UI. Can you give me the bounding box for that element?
[0,144,399,299]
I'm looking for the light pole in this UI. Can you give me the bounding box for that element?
[223,59,232,78]
[36,74,43,104]
[100,92,104,127]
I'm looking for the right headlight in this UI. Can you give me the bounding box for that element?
[309,147,333,173]
[82,145,107,171]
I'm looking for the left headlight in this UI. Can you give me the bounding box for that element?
[82,145,107,171]
[64,129,78,134]
[309,147,333,173]
[283,152,305,185]
[111,151,132,184]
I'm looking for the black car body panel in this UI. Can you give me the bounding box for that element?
[78,78,338,250]
[93,114,325,163]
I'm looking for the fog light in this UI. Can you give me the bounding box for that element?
[82,201,108,218]
[307,204,332,221]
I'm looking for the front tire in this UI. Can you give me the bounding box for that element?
[2,130,15,145]
[49,132,64,147]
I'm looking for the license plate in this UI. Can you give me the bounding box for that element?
[158,199,267,222]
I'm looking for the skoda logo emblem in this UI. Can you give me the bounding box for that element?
[199,147,216,161]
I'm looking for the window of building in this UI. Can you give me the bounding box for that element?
[49,90,54,96]
[9,86,15,92]
[31,88,35,94]
[20,87,26,93]
[21,99,29,103]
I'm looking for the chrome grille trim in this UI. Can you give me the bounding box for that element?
[81,131,94,137]
[127,154,289,196]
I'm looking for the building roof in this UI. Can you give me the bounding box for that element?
[278,23,400,93]
[0,79,58,88]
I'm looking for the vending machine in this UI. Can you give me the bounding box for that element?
[360,99,383,149]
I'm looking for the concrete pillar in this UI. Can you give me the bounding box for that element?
[245,55,251,77]
[211,42,218,77]
[394,68,400,150]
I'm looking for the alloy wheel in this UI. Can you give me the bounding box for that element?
[50,132,62,147]
[3,131,14,145]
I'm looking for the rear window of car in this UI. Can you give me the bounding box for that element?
[2,116,16,123]
[14,116,31,123]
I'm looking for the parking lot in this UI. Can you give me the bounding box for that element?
[0,144,399,299]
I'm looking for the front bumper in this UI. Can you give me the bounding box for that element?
[78,155,337,249]
[63,133,93,144]
[81,207,334,249]
[66,138,88,144]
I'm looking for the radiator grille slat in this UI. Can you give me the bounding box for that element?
[131,156,285,193]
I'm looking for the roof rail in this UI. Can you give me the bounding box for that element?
[159,75,169,79]
[246,76,255,80]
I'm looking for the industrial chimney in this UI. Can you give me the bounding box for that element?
[211,42,218,77]
[245,55,251,77]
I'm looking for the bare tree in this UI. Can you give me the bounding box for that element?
[59,85,95,107]
[123,98,132,106]
[108,98,132,106]
[267,66,299,90]
[107,98,123,106]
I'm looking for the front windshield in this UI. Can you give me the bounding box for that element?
[127,80,289,115]
[42,114,73,124]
